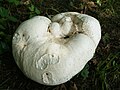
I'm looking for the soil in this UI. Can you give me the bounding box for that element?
[0,0,120,90]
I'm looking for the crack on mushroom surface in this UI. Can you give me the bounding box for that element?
[35,54,60,70]
[42,72,53,84]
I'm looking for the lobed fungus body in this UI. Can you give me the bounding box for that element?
[12,12,101,85]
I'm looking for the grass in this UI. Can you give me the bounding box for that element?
[0,0,120,89]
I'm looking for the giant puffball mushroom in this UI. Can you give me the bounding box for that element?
[12,12,101,85]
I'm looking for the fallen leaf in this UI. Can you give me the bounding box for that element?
[68,81,77,90]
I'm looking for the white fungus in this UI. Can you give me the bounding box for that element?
[12,12,101,85]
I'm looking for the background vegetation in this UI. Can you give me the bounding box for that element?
[0,0,120,90]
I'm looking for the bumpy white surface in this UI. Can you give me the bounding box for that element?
[12,12,101,85]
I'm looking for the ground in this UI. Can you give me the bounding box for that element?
[0,0,120,90]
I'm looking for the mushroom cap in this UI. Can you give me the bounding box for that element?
[12,12,101,85]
